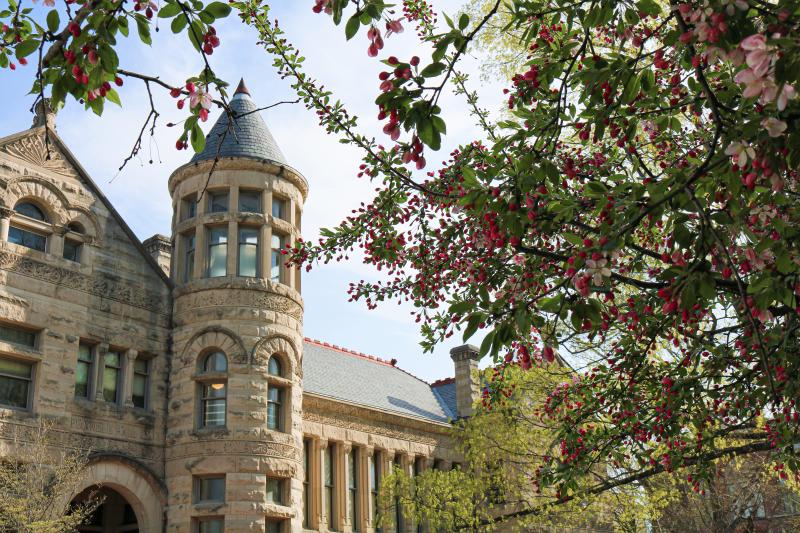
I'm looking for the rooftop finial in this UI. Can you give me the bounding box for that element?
[234,78,250,97]
[32,98,56,131]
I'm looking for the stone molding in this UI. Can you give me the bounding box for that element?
[165,438,299,462]
[302,395,452,446]
[174,285,303,323]
[251,333,301,375]
[0,244,170,316]
[177,326,248,367]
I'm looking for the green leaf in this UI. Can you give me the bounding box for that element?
[636,0,661,16]
[15,39,40,59]
[171,13,188,33]
[136,17,152,45]
[203,1,231,18]
[105,88,121,106]
[46,10,59,33]
[458,13,469,30]
[345,14,360,40]
[157,2,181,18]
[421,62,446,78]
[190,122,206,153]
[479,330,495,357]
[449,300,474,315]
[463,313,483,342]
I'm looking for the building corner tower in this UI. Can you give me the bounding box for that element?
[165,79,307,532]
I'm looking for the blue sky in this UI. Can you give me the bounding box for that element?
[0,1,502,382]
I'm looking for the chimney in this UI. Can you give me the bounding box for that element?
[142,234,171,276]
[449,344,481,418]
[32,98,57,131]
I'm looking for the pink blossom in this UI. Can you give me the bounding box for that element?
[725,141,755,166]
[385,19,404,36]
[761,117,787,137]
[189,86,212,110]
[777,83,797,111]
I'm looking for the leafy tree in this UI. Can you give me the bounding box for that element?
[0,422,98,532]
[4,0,800,515]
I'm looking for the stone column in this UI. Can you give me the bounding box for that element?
[94,343,109,402]
[226,219,237,278]
[318,438,329,529]
[449,344,481,418]
[122,349,137,407]
[0,207,13,241]
[342,442,352,532]
[50,226,66,257]
[193,225,206,279]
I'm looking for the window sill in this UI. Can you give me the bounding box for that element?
[193,501,226,513]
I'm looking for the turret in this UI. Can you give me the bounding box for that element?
[165,79,307,532]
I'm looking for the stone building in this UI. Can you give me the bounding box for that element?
[0,82,481,532]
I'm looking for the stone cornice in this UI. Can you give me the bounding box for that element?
[168,157,309,200]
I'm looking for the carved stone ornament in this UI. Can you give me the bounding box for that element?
[0,247,169,316]
[0,132,77,178]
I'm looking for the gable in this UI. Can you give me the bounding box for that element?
[0,126,171,288]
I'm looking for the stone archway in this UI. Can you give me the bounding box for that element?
[68,458,164,533]
[73,486,140,533]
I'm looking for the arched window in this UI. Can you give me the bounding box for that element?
[64,221,85,263]
[198,351,227,428]
[8,201,49,253]
[14,202,47,221]
[267,355,286,432]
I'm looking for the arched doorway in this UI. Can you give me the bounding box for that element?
[72,486,140,533]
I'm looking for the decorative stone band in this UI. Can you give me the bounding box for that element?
[0,245,170,316]
[165,439,299,462]
[174,283,303,323]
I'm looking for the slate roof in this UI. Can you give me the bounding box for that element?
[302,339,456,424]
[191,79,288,165]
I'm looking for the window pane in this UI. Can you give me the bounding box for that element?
[134,358,148,374]
[198,519,224,533]
[182,196,197,220]
[266,521,283,533]
[204,352,227,373]
[14,202,46,221]
[0,324,37,348]
[203,395,226,427]
[0,357,33,379]
[268,357,281,377]
[209,192,229,213]
[266,478,284,504]
[239,191,262,213]
[270,234,283,283]
[271,198,285,219]
[132,374,147,408]
[75,360,90,398]
[199,477,226,502]
[63,239,81,262]
[184,233,195,282]
[9,226,46,252]
[0,375,30,408]
[208,228,228,278]
[238,228,258,277]
[102,367,118,403]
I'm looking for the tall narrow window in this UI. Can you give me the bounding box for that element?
[349,448,359,531]
[209,191,229,213]
[182,195,197,221]
[207,227,228,278]
[267,387,283,431]
[325,444,336,530]
[371,451,381,532]
[265,521,284,533]
[304,439,312,528]
[195,475,226,503]
[132,357,150,409]
[238,190,262,213]
[266,477,286,505]
[270,234,284,283]
[75,342,93,398]
[271,197,286,220]
[63,238,82,262]
[184,232,195,282]
[197,519,224,533]
[238,228,259,277]
[102,350,122,403]
[0,356,33,409]
[199,351,227,428]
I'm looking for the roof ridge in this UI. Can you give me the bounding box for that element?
[431,376,456,387]
[302,337,433,385]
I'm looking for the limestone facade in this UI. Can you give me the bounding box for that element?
[0,93,468,533]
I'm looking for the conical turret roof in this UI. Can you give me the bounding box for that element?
[191,79,287,165]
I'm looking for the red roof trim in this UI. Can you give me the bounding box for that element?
[304,337,395,367]
[431,377,456,387]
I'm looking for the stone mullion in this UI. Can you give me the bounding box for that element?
[341,442,352,532]
[318,438,329,530]
[122,349,137,407]
[93,342,108,402]
[193,224,206,279]
[50,225,66,257]
[226,218,237,278]
[357,446,369,533]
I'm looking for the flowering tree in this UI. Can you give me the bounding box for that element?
[3,0,800,513]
